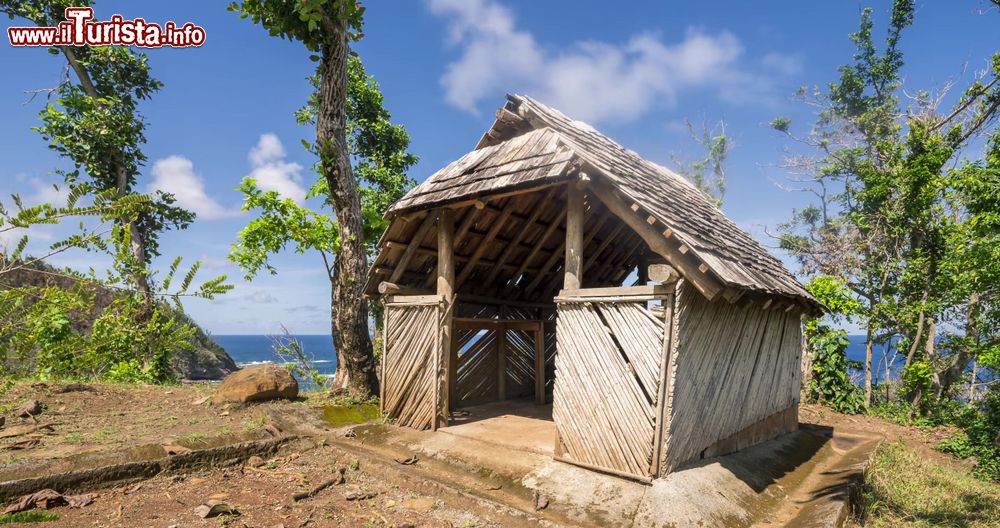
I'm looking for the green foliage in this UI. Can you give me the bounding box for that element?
[804,276,866,414]
[231,55,415,282]
[937,388,1000,481]
[228,0,365,50]
[270,327,328,389]
[0,510,60,524]
[855,441,1000,527]
[671,118,730,206]
[805,324,865,414]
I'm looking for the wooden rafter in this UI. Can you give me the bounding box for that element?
[388,213,437,284]
[504,205,566,294]
[590,179,724,300]
[482,188,557,288]
[456,200,519,287]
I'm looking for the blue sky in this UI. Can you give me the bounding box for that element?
[1,1,996,335]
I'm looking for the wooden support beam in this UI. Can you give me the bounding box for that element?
[534,325,545,405]
[497,319,507,402]
[456,201,518,287]
[388,214,437,284]
[564,182,585,290]
[437,209,455,429]
[589,180,725,300]
[422,206,483,289]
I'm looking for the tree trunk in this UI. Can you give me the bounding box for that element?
[864,323,874,407]
[62,45,154,311]
[938,293,980,398]
[317,13,377,398]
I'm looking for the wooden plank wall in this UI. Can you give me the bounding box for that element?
[452,302,550,407]
[553,299,666,478]
[659,281,802,474]
[381,300,443,430]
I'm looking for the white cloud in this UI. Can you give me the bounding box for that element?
[427,0,798,123]
[761,52,804,76]
[246,134,306,204]
[27,178,70,207]
[148,155,240,220]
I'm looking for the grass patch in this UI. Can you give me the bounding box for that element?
[0,510,60,524]
[855,441,1000,527]
[241,414,267,432]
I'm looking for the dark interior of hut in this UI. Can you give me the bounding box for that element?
[370,182,657,432]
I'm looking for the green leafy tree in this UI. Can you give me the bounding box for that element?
[671,118,731,206]
[1,0,195,314]
[773,0,1000,411]
[1,1,231,382]
[227,0,412,397]
[803,275,866,414]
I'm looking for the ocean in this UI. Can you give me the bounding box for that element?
[214,334,892,385]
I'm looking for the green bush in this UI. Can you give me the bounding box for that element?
[805,324,866,414]
[937,388,1000,481]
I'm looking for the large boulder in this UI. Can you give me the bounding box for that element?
[213,364,298,404]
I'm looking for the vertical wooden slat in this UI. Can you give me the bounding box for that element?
[497,324,507,401]
[650,286,675,477]
[534,323,545,405]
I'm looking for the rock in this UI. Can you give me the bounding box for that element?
[169,312,239,381]
[402,498,435,513]
[213,364,298,404]
[16,400,42,418]
[246,456,265,468]
[0,416,5,429]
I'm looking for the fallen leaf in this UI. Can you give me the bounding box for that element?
[194,500,237,519]
[208,493,229,501]
[484,483,503,491]
[3,489,92,514]
[394,455,418,465]
[189,477,207,485]
[192,396,211,405]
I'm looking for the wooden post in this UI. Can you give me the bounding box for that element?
[564,181,585,290]
[534,322,545,405]
[497,324,507,401]
[437,209,455,429]
[650,285,677,476]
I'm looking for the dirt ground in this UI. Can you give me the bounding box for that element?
[39,441,530,528]
[0,382,540,527]
[0,382,260,462]
[798,403,967,469]
[0,383,979,527]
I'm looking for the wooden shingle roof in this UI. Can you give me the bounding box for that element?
[376,95,818,310]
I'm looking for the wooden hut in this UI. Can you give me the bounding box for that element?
[365,95,821,480]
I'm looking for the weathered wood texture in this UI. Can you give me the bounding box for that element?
[660,281,802,473]
[553,296,667,478]
[452,309,547,408]
[366,187,650,305]
[381,299,444,430]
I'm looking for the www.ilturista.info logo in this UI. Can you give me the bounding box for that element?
[8,7,205,48]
